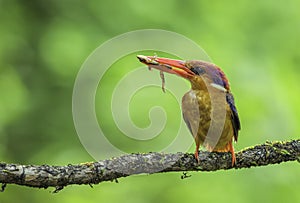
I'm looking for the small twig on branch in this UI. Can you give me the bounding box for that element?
[0,139,299,191]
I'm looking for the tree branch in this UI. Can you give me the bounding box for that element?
[1,139,299,192]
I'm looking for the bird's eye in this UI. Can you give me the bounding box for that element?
[190,67,205,75]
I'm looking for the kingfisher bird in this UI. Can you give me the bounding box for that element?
[137,55,241,166]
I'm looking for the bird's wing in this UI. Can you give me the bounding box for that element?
[181,92,201,138]
[182,110,194,136]
[226,92,241,141]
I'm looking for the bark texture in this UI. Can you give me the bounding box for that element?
[0,139,299,192]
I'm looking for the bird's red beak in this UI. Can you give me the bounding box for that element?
[137,55,195,78]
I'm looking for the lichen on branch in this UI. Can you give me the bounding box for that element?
[0,139,299,192]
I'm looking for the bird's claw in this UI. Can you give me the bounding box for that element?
[194,151,200,163]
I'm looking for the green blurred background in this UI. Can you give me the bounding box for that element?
[1,0,299,202]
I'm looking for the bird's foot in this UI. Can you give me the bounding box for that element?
[231,151,236,167]
[194,150,200,163]
[229,142,236,167]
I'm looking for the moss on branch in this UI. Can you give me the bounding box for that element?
[0,139,299,192]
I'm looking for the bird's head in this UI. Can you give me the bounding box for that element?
[137,55,230,91]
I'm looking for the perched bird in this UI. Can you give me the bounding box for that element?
[137,55,241,166]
